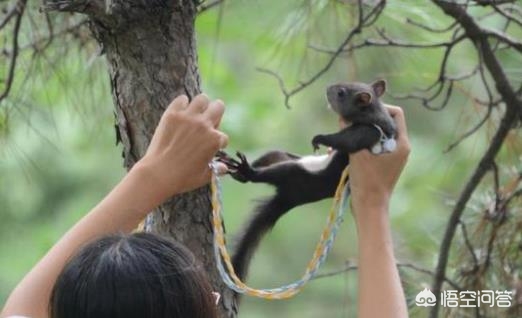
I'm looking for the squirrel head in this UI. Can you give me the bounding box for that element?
[326,79,386,122]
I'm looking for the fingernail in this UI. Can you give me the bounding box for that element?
[210,99,224,108]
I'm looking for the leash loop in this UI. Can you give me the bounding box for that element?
[210,161,350,299]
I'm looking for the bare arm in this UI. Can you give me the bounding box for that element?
[348,105,410,318]
[1,94,228,318]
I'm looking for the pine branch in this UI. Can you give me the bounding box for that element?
[259,0,386,108]
[429,1,522,317]
[0,0,26,105]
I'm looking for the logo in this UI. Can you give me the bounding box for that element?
[415,289,513,308]
[415,288,437,307]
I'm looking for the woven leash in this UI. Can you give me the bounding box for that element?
[210,161,350,299]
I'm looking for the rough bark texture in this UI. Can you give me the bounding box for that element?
[43,0,237,316]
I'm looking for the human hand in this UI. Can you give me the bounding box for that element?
[346,105,410,218]
[133,94,228,200]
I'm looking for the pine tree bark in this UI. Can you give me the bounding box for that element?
[43,1,237,317]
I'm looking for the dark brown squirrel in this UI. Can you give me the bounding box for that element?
[217,79,397,281]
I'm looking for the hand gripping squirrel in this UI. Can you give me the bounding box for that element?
[217,79,397,281]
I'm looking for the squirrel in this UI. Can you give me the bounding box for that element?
[216,79,397,281]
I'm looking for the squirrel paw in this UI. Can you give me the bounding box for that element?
[311,135,323,152]
[215,150,237,169]
[217,151,254,183]
[231,152,255,183]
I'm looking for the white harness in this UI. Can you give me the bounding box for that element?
[370,124,397,154]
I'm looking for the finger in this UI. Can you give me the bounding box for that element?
[205,99,225,128]
[383,105,411,154]
[214,162,229,176]
[384,105,408,142]
[186,94,210,114]
[383,104,404,122]
[217,131,229,149]
[383,104,401,115]
[168,94,189,113]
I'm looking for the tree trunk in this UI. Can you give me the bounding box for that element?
[44,1,237,317]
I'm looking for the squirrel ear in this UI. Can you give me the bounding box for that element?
[355,92,372,106]
[372,79,387,97]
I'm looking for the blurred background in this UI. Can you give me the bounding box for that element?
[1,1,520,317]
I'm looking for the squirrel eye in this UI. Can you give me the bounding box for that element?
[337,88,347,98]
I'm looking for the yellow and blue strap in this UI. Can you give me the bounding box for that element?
[210,161,350,299]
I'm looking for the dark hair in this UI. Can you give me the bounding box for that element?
[49,232,218,318]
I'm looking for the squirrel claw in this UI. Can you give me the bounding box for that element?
[215,150,242,172]
[236,151,248,163]
[311,135,324,152]
[223,151,253,183]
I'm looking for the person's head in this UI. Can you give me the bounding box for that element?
[49,232,218,318]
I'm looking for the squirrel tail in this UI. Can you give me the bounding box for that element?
[231,194,291,281]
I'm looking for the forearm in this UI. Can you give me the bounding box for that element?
[1,165,167,318]
[355,204,408,318]
[2,94,226,318]
[346,105,409,317]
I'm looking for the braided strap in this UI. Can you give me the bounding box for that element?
[210,161,350,299]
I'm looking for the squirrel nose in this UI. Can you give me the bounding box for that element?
[327,85,349,100]
[326,85,337,96]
